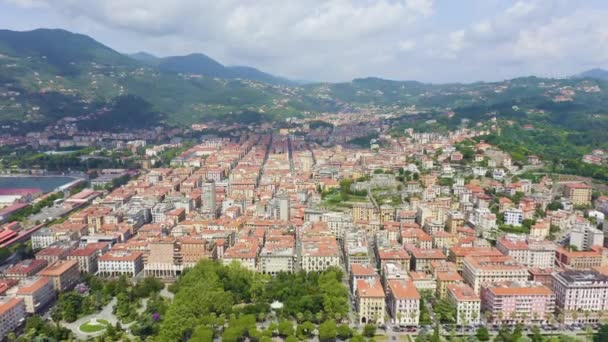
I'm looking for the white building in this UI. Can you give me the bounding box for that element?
[258,244,295,275]
[386,279,420,326]
[552,270,608,324]
[504,208,524,227]
[447,283,481,326]
[496,235,556,269]
[570,222,604,251]
[98,250,144,277]
[300,236,341,273]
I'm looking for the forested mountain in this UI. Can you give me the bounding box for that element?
[2,28,608,156]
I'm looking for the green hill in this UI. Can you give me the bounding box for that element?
[0,29,302,130]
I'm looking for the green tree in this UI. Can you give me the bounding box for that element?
[363,324,377,338]
[476,326,490,341]
[278,320,295,336]
[297,321,315,339]
[337,324,352,340]
[319,319,337,341]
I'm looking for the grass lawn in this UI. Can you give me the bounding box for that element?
[79,320,109,333]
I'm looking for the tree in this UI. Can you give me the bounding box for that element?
[285,336,299,342]
[531,326,543,342]
[319,319,337,341]
[278,320,294,337]
[363,324,376,338]
[351,334,367,342]
[297,321,315,339]
[337,324,352,340]
[476,326,490,341]
[430,323,441,342]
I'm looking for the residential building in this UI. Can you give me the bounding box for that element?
[552,270,608,324]
[496,235,556,269]
[98,250,144,277]
[356,277,386,324]
[38,260,80,292]
[223,240,260,271]
[555,247,604,270]
[350,263,378,293]
[67,246,99,274]
[14,277,56,313]
[481,281,555,325]
[447,283,481,326]
[0,297,26,341]
[563,183,592,206]
[258,236,295,275]
[386,279,420,326]
[4,259,48,279]
[504,208,524,227]
[300,235,340,272]
[462,255,529,293]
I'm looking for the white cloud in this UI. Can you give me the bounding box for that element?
[3,0,608,82]
[398,40,416,51]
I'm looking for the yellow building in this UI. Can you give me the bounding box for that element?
[564,183,592,206]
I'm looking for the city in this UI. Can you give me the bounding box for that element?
[1,113,608,341]
[2,1,608,341]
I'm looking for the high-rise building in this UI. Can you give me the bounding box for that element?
[201,180,216,217]
[277,193,290,221]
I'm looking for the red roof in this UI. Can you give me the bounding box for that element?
[0,188,42,196]
[0,229,17,243]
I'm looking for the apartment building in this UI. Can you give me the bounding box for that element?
[14,277,56,313]
[0,297,26,341]
[38,260,80,292]
[67,246,99,274]
[179,236,212,268]
[386,279,420,326]
[504,208,524,227]
[496,235,556,269]
[300,235,340,272]
[462,255,529,293]
[563,183,592,206]
[555,247,603,270]
[408,247,446,273]
[447,283,481,326]
[481,281,555,325]
[98,250,144,277]
[552,270,608,324]
[223,239,260,272]
[436,270,463,299]
[351,263,379,293]
[356,277,386,325]
[258,236,295,275]
[4,259,48,279]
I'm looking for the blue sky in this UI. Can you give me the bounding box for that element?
[1,0,608,83]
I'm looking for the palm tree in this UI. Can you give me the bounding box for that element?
[572,310,579,324]
[410,311,417,325]
[521,312,528,325]
[484,310,492,324]
[583,310,591,324]
[471,310,479,326]
[557,312,565,328]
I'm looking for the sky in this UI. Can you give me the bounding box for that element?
[1,0,608,83]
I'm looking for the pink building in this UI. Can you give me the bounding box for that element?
[481,281,555,325]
